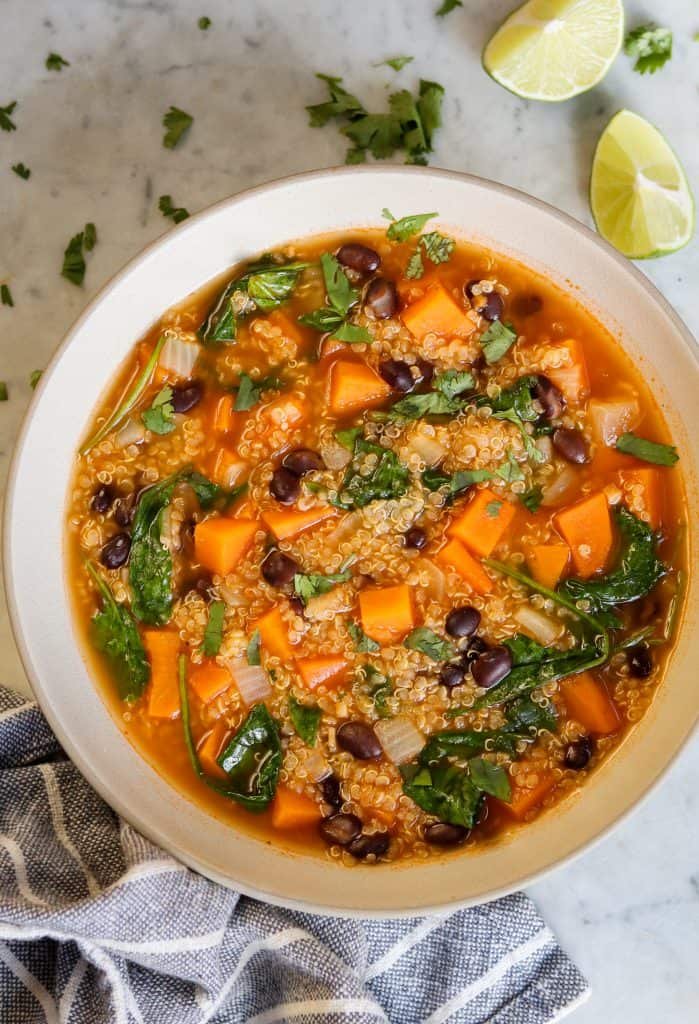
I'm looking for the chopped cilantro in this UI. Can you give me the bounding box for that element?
[0,382,8,401]
[348,621,380,653]
[83,222,97,252]
[198,16,211,30]
[624,24,672,74]
[405,229,455,278]
[29,370,42,389]
[1,284,13,307]
[234,372,282,411]
[494,450,525,483]
[0,101,17,132]
[376,55,414,72]
[434,369,474,399]
[298,252,372,343]
[335,426,363,450]
[520,485,543,513]
[12,163,30,180]
[406,251,424,279]
[289,694,322,746]
[404,627,455,661]
[480,321,517,364]
[294,565,353,605]
[306,73,366,127]
[389,389,464,420]
[246,629,261,666]
[436,0,462,15]
[162,106,193,149]
[383,209,438,241]
[61,224,97,286]
[422,466,492,496]
[142,387,176,435]
[486,500,503,518]
[159,195,190,224]
[46,53,70,71]
[200,600,225,656]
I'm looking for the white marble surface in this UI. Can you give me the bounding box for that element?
[1,0,698,1019]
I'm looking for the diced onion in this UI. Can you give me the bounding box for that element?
[159,333,200,379]
[535,435,553,463]
[406,427,446,467]
[320,442,352,471]
[304,750,330,782]
[115,418,146,448]
[375,716,424,765]
[218,584,247,606]
[541,465,577,507]
[513,606,563,646]
[325,512,362,549]
[226,659,272,704]
[588,395,639,447]
[417,557,447,602]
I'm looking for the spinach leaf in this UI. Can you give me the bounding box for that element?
[298,253,372,344]
[383,209,438,241]
[337,438,409,509]
[200,259,309,344]
[420,729,519,763]
[505,695,557,735]
[560,507,666,615]
[615,432,679,466]
[468,757,511,800]
[216,704,282,811]
[246,629,261,666]
[348,621,380,653]
[289,695,322,746]
[360,664,394,717]
[87,561,149,702]
[480,321,517,364]
[485,375,540,422]
[502,633,548,665]
[421,466,492,497]
[404,627,455,661]
[335,426,363,450]
[129,472,180,625]
[142,386,176,435]
[401,760,484,828]
[200,600,225,656]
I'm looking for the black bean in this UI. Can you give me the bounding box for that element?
[320,813,363,846]
[439,663,466,690]
[512,294,543,318]
[459,635,489,668]
[379,359,414,393]
[533,375,566,421]
[91,484,115,514]
[552,427,591,465]
[282,448,325,477]
[187,573,213,601]
[628,644,653,679]
[170,380,204,413]
[477,291,504,322]
[365,277,398,319]
[269,467,300,504]
[289,595,306,616]
[113,491,138,527]
[564,736,594,771]
[261,549,299,587]
[318,773,342,809]
[336,721,383,759]
[404,526,427,550]
[100,532,131,570]
[347,832,390,860]
[471,646,512,689]
[336,243,381,275]
[424,822,469,846]
[445,605,481,638]
[415,359,434,386]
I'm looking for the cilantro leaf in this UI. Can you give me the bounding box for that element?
[384,210,438,241]
[494,450,524,484]
[12,162,30,180]
[0,383,7,401]
[420,231,454,265]
[61,224,97,286]
[434,369,474,400]
[246,629,261,666]
[142,387,176,434]
[0,101,17,132]
[29,370,42,389]
[307,73,367,127]
[1,284,13,307]
[415,79,444,153]
[299,253,371,343]
[335,426,363,450]
[289,695,322,746]
[348,621,380,653]
[336,439,409,509]
[406,250,424,279]
[377,55,414,72]
[46,52,70,71]
[198,16,211,29]
[83,223,97,252]
[389,390,464,419]
[162,106,193,149]
[321,252,358,317]
[159,194,190,224]
[491,407,546,465]
[615,432,679,466]
[436,0,463,15]
[361,664,394,717]
[298,307,344,333]
[201,600,225,656]
[343,111,404,159]
[624,24,672,74]
[422,466,493,496]
[332,321,372,343]
[404,626,455,661]
[293,569,352,605]
[520,485,543,513]
[480,320,517,364]
[234,372,282,411]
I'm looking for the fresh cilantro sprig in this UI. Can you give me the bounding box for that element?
[298,252,372,343]
[624,24,672,74]
[46,53,70,71]
[198,16,211,30]
[480,321,517,364]
[404,627,455,661]
[1,284,13,307]
[61,224,97,286]
[376,56,414,72]
[162,106,193,148]
[0,101,17,132]
[12,163,30,180]
[436,0,462,15]
[159,195,190,223]
[406,230,455,279]
[233,372,282,411]
[383,209,438,241]
[142,387,176,434]
[294,560,354,605]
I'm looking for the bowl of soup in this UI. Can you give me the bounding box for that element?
[5,167,698,914]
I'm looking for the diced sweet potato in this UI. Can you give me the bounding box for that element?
[144,631,181,719]
[554,492,612,578]
[253,606,295,661]
[197,722,230,779]
[328,360,392,417]
[359,584,415,644]
[189,662,232,704]
[296,655,349,691]
[448,488,516,557]
[271,787,322,830]
[261,505,336,541]
[212,395,236,434]
[497,771,557,821]
[561,672,621,735]
[527,544,570,590]
[194,517,259,576]
[401,282,474,339]
[434,540,493,595]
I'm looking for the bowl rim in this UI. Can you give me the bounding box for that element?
[4,164,698,918]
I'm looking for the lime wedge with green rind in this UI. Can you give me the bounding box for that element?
[590,110,695,259]
[482,0,624,102]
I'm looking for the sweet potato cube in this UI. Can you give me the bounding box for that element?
[497,771,557,821]
[554,492,612,578]
[561,672,621,735]
[359,584,415,645]
[144,631,181,719]
[261,506,336,541]
[189,662,232,704]
[448,488,516,557]
[527,544,570,590]
[271,787,322,830]
[296,655,349,691]
[194,517,258,576]
[401,283,474,339]
[434,540,493,595]
[328,360,392,417]
[253,606,295,661]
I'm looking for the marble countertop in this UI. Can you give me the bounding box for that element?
[1,0,698,1019]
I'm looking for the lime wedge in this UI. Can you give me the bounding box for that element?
[590,110,695,258]
[482,0,624,102]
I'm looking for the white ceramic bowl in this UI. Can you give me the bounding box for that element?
[5,168,698,916]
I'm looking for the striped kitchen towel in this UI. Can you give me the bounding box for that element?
[0,685,589,1023]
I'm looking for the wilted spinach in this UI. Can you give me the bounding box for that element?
[87,561,149,702]
[199,257,310,344]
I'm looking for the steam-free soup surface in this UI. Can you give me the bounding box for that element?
[67,219,685,863]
